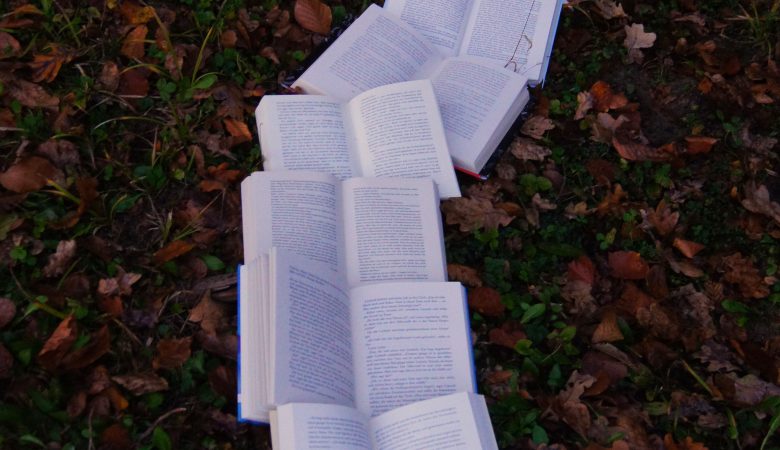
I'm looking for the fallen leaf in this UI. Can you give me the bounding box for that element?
[608,251,649,280]
[624,24,656,64]
[119,0,156,25]
[97,268,142,297]
[489,323,527,349]
[153,336,192,370]
[104,385,128,411]
[66,390,87,418]
[714,373,780,407]
[188,291,226,334]
[590,81,629,112]
[546,371,595,437]
[592,310,624,343]
[0,343,12,378]
[100,423,132,450]
[664,434,709,450]
[208,365,236,399]
[741,182,780,225]
[720,252,771,298]
[468,287,505,317]
[118,67,149,96]
[673,238,704,258]
[121,25,148,59]
[294,0,332,35]
[612,137,672,162]
[447,264,483,287]
[0,298,16,329]
[29,45,75,83]
[36,139,80,168]
[0,4,43,28]
[153,240,194,264]
[574,90,594,119]
[510,137,551,161]
[521,115,555,139]
[98,296,124,318]
[220,30,238,48]
[61,325,111,370]
[684,136,718,155]
[568,256,595,285]
[441,197,514,232]
[644,200,679,236]
[88,365,112,395]
[591,112,629,143]
[9,79,60,108]
[38,315,78,371]
[0,32,21,59]
[223,118,252,143]
[98,61,120,91]
[592,0,627,19]
[112,372,169,395]
[43,240,77,278]
[0,156,61,193]
[197,331,237,360]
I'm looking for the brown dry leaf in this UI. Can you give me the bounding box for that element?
[468,287,505,317]
[98,61,120,91]
[29,45,75,83]
[66,390,87,418]
[36,139,80,168]
[100,423,132,450]
[42,240,77,278]
[521,115,555,139]
[97,268,141,297]
[591,112,629,143]
[684,136,718,155]
[0,298,16,329]
[608,251,649,280]
[574,91,594,119]
[447,264,483,287]
[153,336,192,370]
[9,79,60,108]
[741,182,780,225]
[624,24,656,64]
[568,255,595,285]
[612,137,672,162]
[590,81,629,112]
[223,118,252,143]
[547,371,595,437]
[715,373,780,407]
[0,343,12,378]
[121,25,148,59]
[509,137,551,161]
[198,331,237,360]
[112,372,169,395]
[592,0,627,19]
[489,323,527,349]
[666,252,705,278]
[98,296,124,318]
[0,4,43,28]
[188,291,226,334]
[0,156,62,194]
[153,240,194,265]
[119,0,156,25]
[118,67,149,96]
[720,252,771,298]
[673,238,704,258]
[441,197,514,232]
[220,30,238,48]
[664,434,709,450]
[592,310,624,343]
[596,184,627,216]
[644,200,679,236]
[199,162,242,192]
[294,0,332,35]
[0,32,21,59]
[617,282,655,316]
[38,315,78,371]
[61,325,110,370]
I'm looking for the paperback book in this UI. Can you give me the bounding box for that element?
[238,249,476,424]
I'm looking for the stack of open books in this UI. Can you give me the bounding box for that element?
[239,1,564,448]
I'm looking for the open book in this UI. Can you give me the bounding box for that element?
[384,0,564,84]
[256,80,460,198]
[270,392,498,450]
[292,4,532,176]
[238,249,476,424]
[241,171,447,286]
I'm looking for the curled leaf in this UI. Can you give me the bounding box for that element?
[294,0,332,35]
[0,156,61,193]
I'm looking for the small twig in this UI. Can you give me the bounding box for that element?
[139,407,188,442]
[112,317,144,347]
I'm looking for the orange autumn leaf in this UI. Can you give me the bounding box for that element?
[0,32,21,59]
[121,25,148,59]
[100,423,132,450]
[673,238,705,258]
[468,287,505,317]
[568,255,596,285]
[592,310,624,343]
[38,315,78,371]
[447,264,483,287]
[153,240,194,264]
[664,434,709,450]
[590,81,629,112]
[153,336,192,370]
[647,200,679,236]
[29,45,75,83]
[685,136,718,155]
[223,118,252,143]
[0,156,61,193]
[119,0,156,25]
[608,251,650,280]
[294,0,332,35]
[612,137,672,162]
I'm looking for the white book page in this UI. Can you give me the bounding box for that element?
[383,0,474,56]
[369,392,493,450]
[292,4,442,102]
[242,171,345,274]
[270,249,355,407]
[350,282,474,417]
[348,80,460,198]
[430,57,527,172]
[460,0,558,83]
[275,403,372,450]
[342,178,447,287]
[257,95,360,180]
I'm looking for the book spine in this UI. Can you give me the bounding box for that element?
[236,264,244,421]
[462,285,478,393]
[537,0,566,87]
